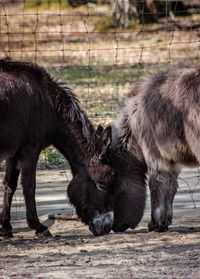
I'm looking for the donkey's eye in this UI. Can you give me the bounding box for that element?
[96,183,106,192]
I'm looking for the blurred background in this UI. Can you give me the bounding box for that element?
[0,0,199,221]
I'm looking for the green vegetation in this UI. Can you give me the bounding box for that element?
[50,65,151,86]
[95,16,150,32]
[40,147,65,168]
[24,0,70,10]
[95,16,118,32]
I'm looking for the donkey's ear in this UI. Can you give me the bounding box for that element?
[100,125,112,145]
[95,124,104,138]
[99,125,112,160]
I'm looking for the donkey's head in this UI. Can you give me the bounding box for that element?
[88,125,147,233]
[67,168,114,236]
[67,125,117,236]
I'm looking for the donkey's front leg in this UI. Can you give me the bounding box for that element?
[165,172,179,227]
[0,158,20,237]
[148,170,177,232]
[19,150,51,237]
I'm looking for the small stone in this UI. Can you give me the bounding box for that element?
[35,229,52,238]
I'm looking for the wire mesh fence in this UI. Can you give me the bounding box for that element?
[0,0,199,218]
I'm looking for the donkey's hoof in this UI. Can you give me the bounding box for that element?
[148,221,169,232]
[35,229,52,238]
[155,224,169,233]
[148,221,156,232]
[0,227,13,238]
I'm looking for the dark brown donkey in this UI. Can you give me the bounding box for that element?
[0,59,114,237]
[89,66,200,232]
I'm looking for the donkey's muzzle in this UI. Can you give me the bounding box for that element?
[89,211,114,236]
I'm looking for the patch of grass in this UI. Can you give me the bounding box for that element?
[95,15,162,32]
[50,65,150,86]
[49,63,169,125]
[24,0,70,11]
[40,147,65,168]
[95,16,117,31]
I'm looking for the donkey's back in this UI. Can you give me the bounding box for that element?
[124,66,200,171]
[0,60,58,161]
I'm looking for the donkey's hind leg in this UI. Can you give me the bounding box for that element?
[148,170,178,232]
[0,158,20,237]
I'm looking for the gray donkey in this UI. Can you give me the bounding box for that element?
[89,66,200,232]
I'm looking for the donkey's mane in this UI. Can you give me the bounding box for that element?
[0,58,96,157]
[49,83,95,155]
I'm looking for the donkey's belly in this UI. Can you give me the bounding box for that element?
[158,142,199,168]
[0,153,7,164]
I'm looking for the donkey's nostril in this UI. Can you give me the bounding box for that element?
[89,222,99,236]
[89,211,114,236]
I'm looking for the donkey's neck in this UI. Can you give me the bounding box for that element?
[53,126,87,176]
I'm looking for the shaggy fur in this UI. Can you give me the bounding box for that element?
[0,59,109,237]
[106,139,147,231]
[90,66,200,232]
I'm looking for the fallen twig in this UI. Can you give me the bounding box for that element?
[48,212,78,220]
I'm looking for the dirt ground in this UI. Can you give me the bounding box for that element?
[0,169,200,279]
[0,213,199,279]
